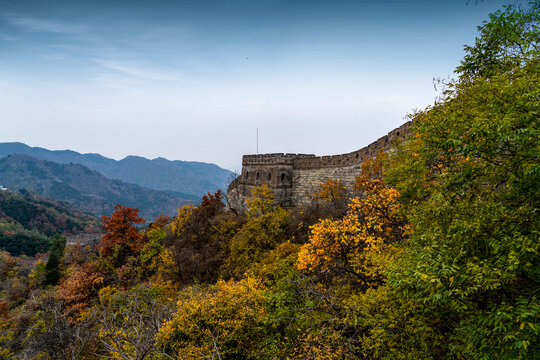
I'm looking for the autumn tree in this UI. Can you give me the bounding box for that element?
[313,179,347,211]
[20,292,92,360]
[225,207,289,278]
[139,215,169,278]
[88,285,173,360]
[245,184,275,217]
[200,189,225,217]
[56,262,104,317]
[100,205,145,265]
[165,191,242,284]
[157,277,273,359]
[298,155,408,289]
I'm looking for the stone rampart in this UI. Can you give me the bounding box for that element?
[227,121,412,208]
[66,233,102,246]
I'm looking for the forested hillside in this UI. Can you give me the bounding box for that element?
[0,3,537,359]
[0,190,99,256]
[0,143,232,199]
[0,154,188,219]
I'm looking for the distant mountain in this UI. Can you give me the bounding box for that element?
[0,189,100,256]
[0,142,233,200]
[0,154,189,220]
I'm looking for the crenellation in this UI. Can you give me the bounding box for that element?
[227,121,412,209]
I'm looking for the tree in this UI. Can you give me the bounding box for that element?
[44,234,66,286]
[100,205,145,264]
[21,292,92,360]
[157,277,272,360]
[384,3,540,358]
[245,184,275,217]
[56,262,104,317]
[298,155,408,289]
[89,285,173,360]
[313,179,348,213]
[226,207,289,278]
[166,192,241,284]
[456,1,539,79]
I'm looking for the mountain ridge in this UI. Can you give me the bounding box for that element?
[0,142,233,199]
[0,154,190,220]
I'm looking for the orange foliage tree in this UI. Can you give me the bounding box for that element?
[56,262,104,317]
[298,154,409,288]
[314,179,346,203]
[99,205,145,259]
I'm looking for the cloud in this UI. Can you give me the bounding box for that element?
[3,13,85,34]
[95,59,181,82]
[88,74,140,90]
[0,33,17,41]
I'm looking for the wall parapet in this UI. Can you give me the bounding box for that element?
[227,121,412,208]
[242,153,316,166]
[292,121,411,169]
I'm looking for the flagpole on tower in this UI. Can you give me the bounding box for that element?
[257,127,259,155]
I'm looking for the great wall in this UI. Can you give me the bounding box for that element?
[227,121,412,209]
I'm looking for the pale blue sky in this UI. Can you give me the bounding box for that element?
[0,0,512,169]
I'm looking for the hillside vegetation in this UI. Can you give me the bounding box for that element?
[0,190,99,256]
[0,154,189,220]
[0,3,537,359]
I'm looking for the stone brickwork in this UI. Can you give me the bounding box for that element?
[66,233,102,246]
[227,121,412,209]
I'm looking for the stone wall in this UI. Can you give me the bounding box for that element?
[227,121,412,209]
[66,233,102,246]
[291,163,364,205]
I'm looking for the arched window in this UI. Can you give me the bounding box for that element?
[256,172,260,181]
[268,173,271,181]
[281,173,286,183]
[245,172,249,179]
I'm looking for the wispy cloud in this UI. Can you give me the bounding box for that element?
[96,59,179,81]
[88,74,140,90]
[3,13,85,34]
[0,33,17,41]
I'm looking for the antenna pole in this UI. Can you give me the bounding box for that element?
[257,127,259,155]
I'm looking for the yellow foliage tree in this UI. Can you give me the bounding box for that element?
[169,204,195,237]
[245,184,275,217]
[313,179,347,210]
[157,277,272,359]
[86,285,173,360]
[298,155,409,289]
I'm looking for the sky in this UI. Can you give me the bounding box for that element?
[0,0,513,170]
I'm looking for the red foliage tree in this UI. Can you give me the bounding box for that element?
[99,205,145,258]
[199,190,224,217]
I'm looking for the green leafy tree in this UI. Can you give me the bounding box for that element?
[385,2,540,358]
[44,234,66,286]
[457,1,539,79]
